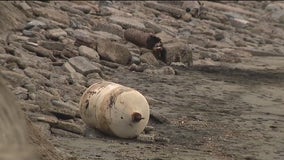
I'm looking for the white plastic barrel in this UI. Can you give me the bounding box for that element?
[79,81,150,138]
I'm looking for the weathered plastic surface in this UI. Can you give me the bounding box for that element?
[79,81,150,138]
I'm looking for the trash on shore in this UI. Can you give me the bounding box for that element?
[79,81,150,138]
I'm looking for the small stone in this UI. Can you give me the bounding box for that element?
[63,62,76,73]
[51,128,82,138]
[40,41,65,51]
[129,64,147,72]
[182,13,192,22]
[78,45,100,62]
[137,134,155,143]
[25,20,47,30]
[93,22,124,38]
[144,66,175,75]
[34,122,51,137]
[140,52,159,66]
[33,7,70,25]
[19,102,40,112]
[48,28,67,39]
[72,4,92,14]
[131,55,141,65]
[214,32,225,41]
[69,56,101,76]
[108,16,145,30]
[97,39,131,65]
[13,87,28,100]
[53,120,83,135]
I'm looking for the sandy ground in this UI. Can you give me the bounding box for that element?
[52,62,284,160]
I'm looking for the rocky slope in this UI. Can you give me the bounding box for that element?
[0,1,284,160]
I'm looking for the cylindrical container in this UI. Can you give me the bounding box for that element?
[124,28,161,50]
[79,81,150,138]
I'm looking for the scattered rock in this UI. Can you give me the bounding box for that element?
[150,110,171,124]
[51,128,82,138]
[47,28,67,40]
[93,21,124,38]
[137,134,155,143]
[52,120,83,135]
[68,56,101,76]
[25,20,47,30]
[109,16,145,30]
[129,63,147,72]
[163,42,193,66]
[39,41,65,51]
[78,45,100,62]
[144,66,176,75]
[140,52,159,66]
[13,87,28,100]
[33,7,70,25]
[97,39,131,65]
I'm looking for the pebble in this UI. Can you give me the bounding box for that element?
[48,28,67,40]
[68,56,101,76]
[78,45,100,62]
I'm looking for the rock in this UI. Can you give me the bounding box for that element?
[72,4,92,14]
[48,100,80,119]
[52,120,83,135]
[60,5,84,16]
[144,1,186,19]
[28,112,59,124]
[108,16,145,30]
[182,1,203,17]
[150,110,171,124]
[73,29,95,48]
[93,22,124,38]
[214,32,225,41]
[78,45,100,62]
[35,90,59,111]
[97,39,131,65]
[47,28,67,40]
[22,44,52,58]
[68,56,101,76]
[13,87,28,100]
[33,7,70,25]
[1,70,30,87]
[137,134,155,143]
[143,20,162,33]
[144,126,155,134]
[140,52,159,66]
[92,31,122,41]
[34,122,51,137]
[39,41,65,51]
[51,128,82,138]
[63,62,76,73]
[144,66,176,75]
[25,20,47,30]
[154,136,170,143]
[131,55,141,65]
[129,63,147,72]
[163,42,193,66]
[19,102,40,112]
[182,13,192,22]
[99,60,119,69]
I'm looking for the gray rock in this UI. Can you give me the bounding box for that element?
[144,66,175,75]
[63,62,76,73]
[52,120,83,135]
[25,20,47,30]
[78,45,100,61]
[143,20,162,33]
[74,29,95,47]
[137,134,155,143]
[72,4,92,14]
[13,87,28,100]
[93,22,124,38]
[93,31,122,41]
[68,56,101,76]
[33,7,70,25]
[108,16,145,30]
[39,41,65,51]
[60,5,84,16]
[97,39,131,65]
[163,42,193,66]
[140,52,159,66]
[51,128,81,138]
[48,28,67,39]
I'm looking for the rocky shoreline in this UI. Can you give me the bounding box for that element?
[0,1,284,160]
